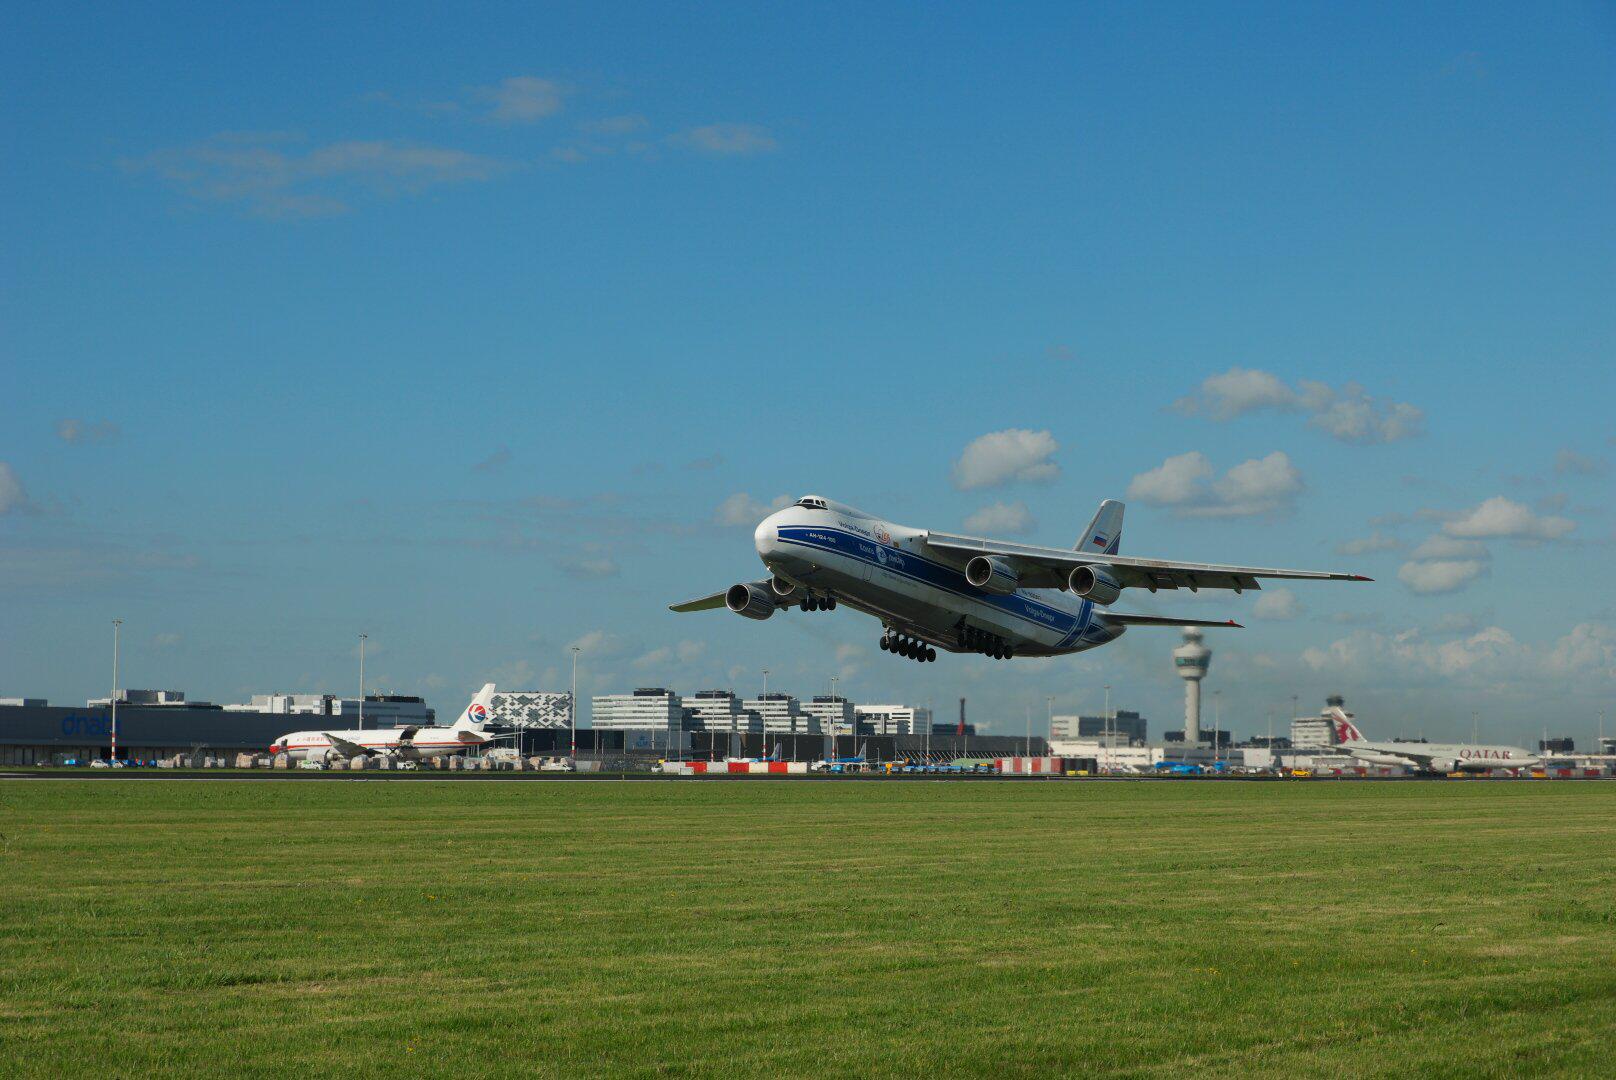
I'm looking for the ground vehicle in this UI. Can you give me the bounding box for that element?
[90,759,110,769]
[539,757,574,772]
[397,760,419,771]
[297,759,326,770]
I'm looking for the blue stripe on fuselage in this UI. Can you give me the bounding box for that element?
[775,526,1089,640]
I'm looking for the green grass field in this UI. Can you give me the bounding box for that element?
[2,779,1614,1077]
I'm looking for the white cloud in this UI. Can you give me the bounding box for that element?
[963,501,1035,535]
[1554,448,1606,477]
[557,555,619,579]
[673,123,778,155]
[56,419,120,445]
[1174,368,1296,419]
[1252,588,1302,620]
[479,76,567,123]
[1335,531,1402,555]
[1126,450,1302,517]
[635,638,708,669]
[127,134,509,218]
[0,463,29,515]
[1442,496,1575,542]
[1397,558,1488,595]
[566,630,625,658]
[1409,534,1488,560]
[582,114,649,135]
[1173,367,1424,444]
[1302,622,1615,683]
[952,429,1060,490]
[714,492,792,526]
[633,646,672,669]
[1126,451,1212,506]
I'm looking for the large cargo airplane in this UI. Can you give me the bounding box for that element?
[268,683,498,762]
[1331,708,1540,774]
[672,495,1368,661]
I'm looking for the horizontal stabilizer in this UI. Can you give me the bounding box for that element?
[1102,613,1243,629]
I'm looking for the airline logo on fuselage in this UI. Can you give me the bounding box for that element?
[1459,748,1515,760]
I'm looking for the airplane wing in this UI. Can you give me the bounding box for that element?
[1102,613,1243,629]
[669,590,729,612]
[923,531,1371,593]
[669,579,796,613]
[322,732,375,757]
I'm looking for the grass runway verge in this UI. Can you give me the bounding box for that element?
[2,779,1614,1076]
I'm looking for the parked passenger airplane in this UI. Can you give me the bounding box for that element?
[672,496,1368,661]
[1331,708,1539,774]
[268,683,498,762]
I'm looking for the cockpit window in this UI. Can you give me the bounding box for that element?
[796,496,827,509]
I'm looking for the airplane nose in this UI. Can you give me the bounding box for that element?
[754,514,777,557]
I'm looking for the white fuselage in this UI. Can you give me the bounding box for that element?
[1342,740,1541,773]
[754,502,1122,656]
[268,727,482,762]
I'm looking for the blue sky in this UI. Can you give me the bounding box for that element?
[4,3,1613,743]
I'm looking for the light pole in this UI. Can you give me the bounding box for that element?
[1102,683,1112,772]
[762,668,770,760]
[1213,689,1222,762]
[1024,703,1031,758]
[358,634,367,730]
[110,619,122,762]
[570,645,580,762]
[1046,695,1054,748]
[830,674,840,759]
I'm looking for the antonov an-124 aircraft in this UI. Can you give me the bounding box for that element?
[672,496,1369,662]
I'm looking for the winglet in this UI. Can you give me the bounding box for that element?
[1349,574,1374,582]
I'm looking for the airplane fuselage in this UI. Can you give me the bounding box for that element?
[1342,740,1540,773]
[268,727,483,762]
[755,501,1122,657]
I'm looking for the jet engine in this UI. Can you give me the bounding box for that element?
[965,556,1019,595]
[1067,564,1122,605]
[770,575,798,597]
[726,582,777,620]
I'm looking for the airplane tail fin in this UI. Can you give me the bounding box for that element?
[1076,499,1124,554]
[450,682,497,731]
[1325,705,1365,743]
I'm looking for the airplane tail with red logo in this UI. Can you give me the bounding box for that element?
[1326,705,1365,744]
[450,683,497,733]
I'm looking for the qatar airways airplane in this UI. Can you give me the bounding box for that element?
[672,495,1368,661]
[1331,708,1540,774]
[268,683,498,762]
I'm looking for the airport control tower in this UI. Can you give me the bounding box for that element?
[1173,627,1212,745]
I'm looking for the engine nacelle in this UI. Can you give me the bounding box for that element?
[726,582,777,621]
[770,575,798,597]
[965,556,1020,595]
[1067,564,1123,605]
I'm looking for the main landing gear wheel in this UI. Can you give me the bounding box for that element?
[882,631,935,663]
[800,595,837,612]
[961,624,1012,659]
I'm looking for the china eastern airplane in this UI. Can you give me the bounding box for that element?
[672,495,1369,661]
[268,683,498,762]
[1331,709,1540,774]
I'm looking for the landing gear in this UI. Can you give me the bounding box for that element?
[960,624,1013,660]
[799,594,838,612]
[882,630,935,663]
